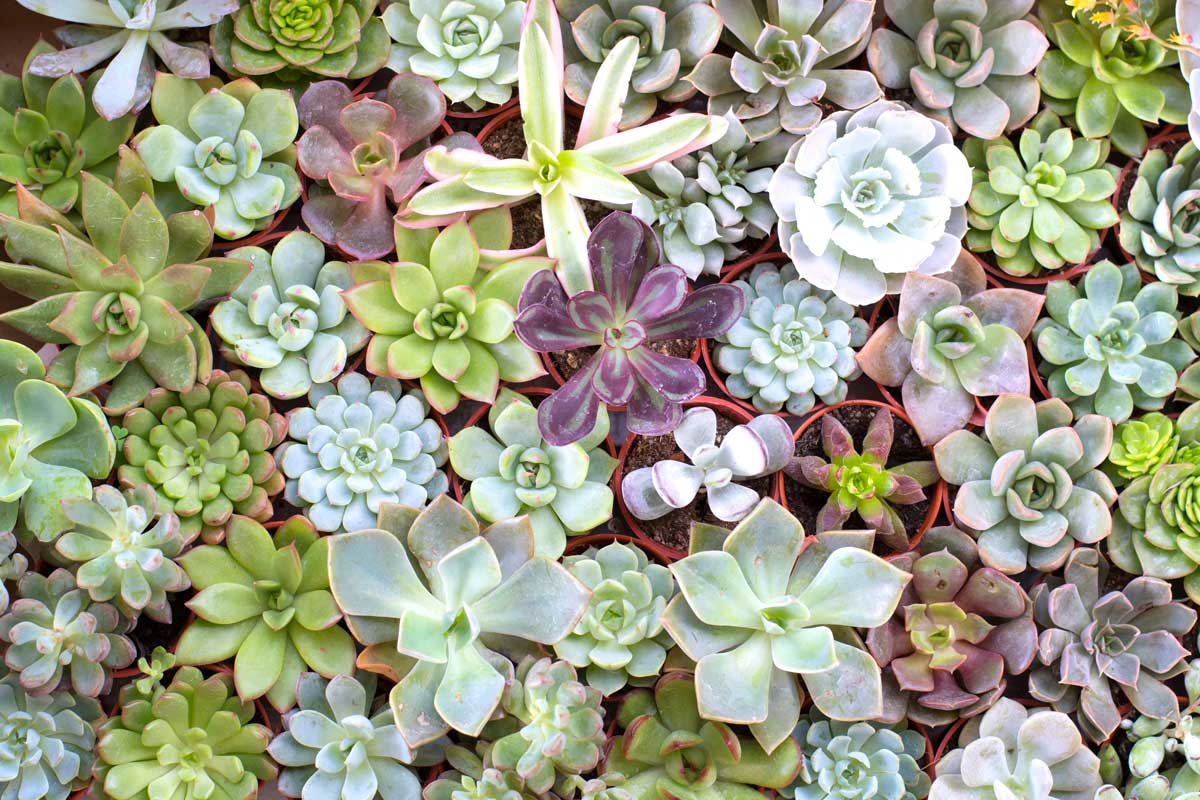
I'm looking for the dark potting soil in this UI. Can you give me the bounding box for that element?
[623,409,773,553]
[783,404,933,550]
[128,588,193,661]
[550,338,697,383]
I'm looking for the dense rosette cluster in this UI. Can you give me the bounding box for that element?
[1120,142,1200,294]
[0,674,102,800]
[785,713,930,800]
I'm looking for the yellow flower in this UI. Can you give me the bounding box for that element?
[1067,0,1098,15]
[1090,10,1117,24]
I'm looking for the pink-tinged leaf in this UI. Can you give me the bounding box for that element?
[625,380,681,437]
[335,193,397,261]
[816,493,853,531]
[626,348,705,401]
[514,303,601,352]
[857,318,912,387]
[339,99,396,144]
[518,268,569,315]
[785,456,831,489]
[862,409,894,462]
[298,81,356,146]
[892,652,936,692]
[981,618,1038,673]
[625,265,688,322]
[955,642,1005,694]
[566,291,615,332]
[539,357,604,446]
[964,288,1045,338]
[383,73,446,150]
[300,193,353,251]
[641,282,743,341]
[588,212,659,311]
[594,348,635,405]
[821,415,854,459]
[919,671,977,709]
[886,473,927,505]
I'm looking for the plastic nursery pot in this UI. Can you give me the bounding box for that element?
[612,395,784,563]
[717,229,781,278]
[777,398,946,552]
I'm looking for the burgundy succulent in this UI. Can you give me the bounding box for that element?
[513,212,744,446]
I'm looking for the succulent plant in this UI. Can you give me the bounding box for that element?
[126,646,177,702]
[450,388,615,557]
[561,773,633,800]
[384,0,525,111]
[269,671,423,800]
[174,515,356,712]
[95,666,277,800]
[1107,413,1180,486]
[605,671,804,800]
[0,533,28,615]
[866,544,1037,727]
[211,0,390,81]
[929,698,1102,800]
[0,340,114,542]
[1034,260,1196,423]
[1029,547,1196,744]
[715,261,867,416]
[327,496,592,746]
[423,743,540,800]
[1037,0,1189,157]
[15,0,237,120]
[1119,140,1200,295]
[623,407,793,523]
[784,712,931,800]
[867,0,1048,139]
[934,395,1116,574]
[118,369,287,544]
[211,231,369,400]
[785,407,939,550]
[687,0,882,141]
[0,674,103,800]
[54,484,191,623]
[0,569,135,697]
[767,100,971,306]
[555,541,675,696]
[277,372,449,534]
[489,657,605,794]
[514,212,743,446]
[964,109,1119,277]
[858,263,1043,446]
[561,0,721,128]
[133,74,301,240]
[661,501,910,753]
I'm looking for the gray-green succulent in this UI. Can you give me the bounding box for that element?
[784,712,931,800]
[1119,140,1200,295]
[0,674,103,800]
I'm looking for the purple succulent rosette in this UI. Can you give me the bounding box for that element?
[514,212,744,446]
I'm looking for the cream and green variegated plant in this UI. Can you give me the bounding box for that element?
[406,0,727,294]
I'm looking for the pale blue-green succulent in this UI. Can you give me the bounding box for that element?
[0,673,103,800]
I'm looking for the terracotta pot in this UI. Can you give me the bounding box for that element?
[209,179,304,253]
[562,531,676,569]
[447,95,519,121]
[973,242,1101,287]
[717,230,781,278]
[1114,128,1190,271]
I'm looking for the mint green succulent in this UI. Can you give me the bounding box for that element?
[0,674,103,800]
[784,712,930,800]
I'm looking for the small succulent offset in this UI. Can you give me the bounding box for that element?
[867,0,1048,139]
[929,698,1102,800]
[785,407,939,551]
[0,569,135,697]
[1029,548,1197,744]
[450,389,615,558]
[134,74,301,240]
[1035,260,1196,423]
[688,0,882,141]
[785,712,931,800]
[964,109,1119,277]
[1119,141,1200,295]
[0,674,103,800]
[0,532,28,614]
[555,542,675,696]
[424,743,541,800]
[514,212,743,446]
[609,671,803,800]
[277,373,449,534]
[269,671,423,800]
[622,407,793,523]
[858,265,1043,445]
[715,262,867,416]
[933,395,1116,574]
[15,0,237,120]
[767,100,972,306]
[0,340,115,542]
[384,0,525,111]
[211,231,369,400]
[1107,413,1179,486]
[118,369,288,544]
[662,501,910,754]
[54,484,191,623]
[328,496,592,746]
[95,666,278,800]
[1103,664,1200,800]
[560,0,719,128]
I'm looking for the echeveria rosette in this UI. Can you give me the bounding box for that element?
[513,212,743,447]
[784,712,931,800]
[0,569,135,698]
[660,500,910,754]
[867,0,1048,139]
[174,515,357,713]
[935,395,1116,575]
[1119,141,1200,295]
[1029,547,1197,744]
[555,541,675,696]
[0,532,28,615]
[277,373,449,534]
[1106,413,1179,487]
[15,0,237,120]
[0,340,115,543]
[1035,260,1196,424]
[327,496,591,747]
[858,264,1044,446]
[117,369,287,545]
[133,74,301,240]
[423,744,541,800]
[767,100,972,306]
[211,231,369,400]
[0,674,102,800]
[0,42,136,216]
[560,0,721,128]
[687,0,882,141]
[450,388,615,557]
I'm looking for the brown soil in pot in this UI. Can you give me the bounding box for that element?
[551,338,697,384]
[623,410,772,552]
